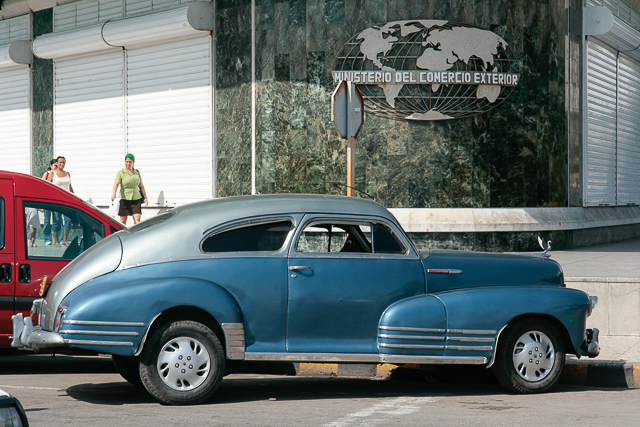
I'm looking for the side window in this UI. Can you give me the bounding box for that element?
[24,202,106,261]
[372,223,405,254]
[0,197,4,250]
[202,220,292,253]
[297,223,372,253]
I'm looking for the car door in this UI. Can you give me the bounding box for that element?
[0,179,15,346]
[286,215,425,354]
[13,199,110,331]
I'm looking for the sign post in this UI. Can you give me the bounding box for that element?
[331,80,364,196]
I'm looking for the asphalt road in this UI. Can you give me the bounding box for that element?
[1,353,640,427]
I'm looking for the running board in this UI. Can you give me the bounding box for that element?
[243,352,487,365]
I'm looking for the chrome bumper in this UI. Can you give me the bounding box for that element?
[585,328,600,358]
[11,299,65,350]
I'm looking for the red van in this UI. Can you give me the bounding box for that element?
[0,171,124,348]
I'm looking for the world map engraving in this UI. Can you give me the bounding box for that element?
[332,20,520,121]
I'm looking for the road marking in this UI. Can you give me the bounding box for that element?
[0,385,60,391]
[323,396,437,427]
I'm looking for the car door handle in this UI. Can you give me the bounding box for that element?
[289,266,312,271]
[18,264,30,284]
[0,264,10,283]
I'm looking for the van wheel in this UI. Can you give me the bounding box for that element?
[493,319,564,393]
[139,320,225,405]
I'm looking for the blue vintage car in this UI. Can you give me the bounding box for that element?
[12,195,599,404]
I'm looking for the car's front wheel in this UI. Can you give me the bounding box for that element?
[139,320,225,405]
[492,318,565,393]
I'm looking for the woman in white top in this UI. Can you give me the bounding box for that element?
[47,156,74,246]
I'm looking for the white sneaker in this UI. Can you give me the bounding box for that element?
[45,241,52,245]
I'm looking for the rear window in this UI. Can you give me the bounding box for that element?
[202,220,292,253]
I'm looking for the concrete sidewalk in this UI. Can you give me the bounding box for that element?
[551,238,640,388]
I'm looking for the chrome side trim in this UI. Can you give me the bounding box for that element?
[59,330,139,336]
[447,337,495,343]
[134,313,162,357]
[382,355,487,365]
[446,345,493,351]
[379,326,446,333]
[486,324,508,369]
[448,329,497,335]
[378,334,445,341]
[222,323,245,360]
[64,339,133,346]
[62,320,146,327]
[380,343,445,350]
[244,352,487,365]
[427,269,463,274]
[245,353,380,363]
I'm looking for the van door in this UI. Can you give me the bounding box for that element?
[0,179,15,346]
[13,199,109,332]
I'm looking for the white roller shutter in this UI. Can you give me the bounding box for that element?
[616,54,640,205]
[126,35,213,207]
[54,50,125,205]
[0,66,31,174]
[586,40,618,206]
[0,15,31,174]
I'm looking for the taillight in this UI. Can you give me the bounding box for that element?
[39,275,51,297]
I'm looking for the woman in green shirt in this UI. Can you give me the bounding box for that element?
[111,153,149,224]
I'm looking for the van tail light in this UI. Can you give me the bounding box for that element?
[39,275,50,297]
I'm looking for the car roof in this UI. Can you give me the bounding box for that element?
[170,194,395,225]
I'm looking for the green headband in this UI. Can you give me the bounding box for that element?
[125,153,135,162]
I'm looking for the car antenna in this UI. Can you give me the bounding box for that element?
[331,183,376,201]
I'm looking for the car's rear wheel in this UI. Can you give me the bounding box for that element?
[492,318,564,393]
[112,355,142,386]
[139,320,225,405]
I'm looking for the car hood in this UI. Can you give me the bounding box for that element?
[421,249,564,293]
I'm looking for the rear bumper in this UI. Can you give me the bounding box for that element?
[585,328,600,358]
[11,301,65,350]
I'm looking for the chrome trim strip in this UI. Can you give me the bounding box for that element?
[447,337,495,343]
[379,326,446,333]
[446,345,493,351]
[486,324,508,369]
[222,323,245,360]
[62,320,145,327]
[59,330,139,336]
[378,334,445,341]
[427,269,463,274]
[244,352,488,365]
[382,355,487,365]
[245,353,380,363]
[64,339,133,346]
[380,343,445,349]
[134,312,162,357]
[448,329,497,335]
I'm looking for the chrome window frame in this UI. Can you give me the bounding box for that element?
[199,214,300,257]
[289,214,417,260]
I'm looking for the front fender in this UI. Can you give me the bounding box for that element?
[436,286,592,356]
[59,270,242,356]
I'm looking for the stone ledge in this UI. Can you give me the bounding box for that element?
[390,206,640,233]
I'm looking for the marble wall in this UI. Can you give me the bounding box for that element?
[32,9,54,179]
[215,0,570,209]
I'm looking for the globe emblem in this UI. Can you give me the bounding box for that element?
[332,20,520,120]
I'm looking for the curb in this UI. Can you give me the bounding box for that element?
[294,360,640,389]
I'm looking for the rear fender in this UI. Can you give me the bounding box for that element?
[59,275,242,356]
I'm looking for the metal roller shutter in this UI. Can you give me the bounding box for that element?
[0,66,31,174]
[54,51,125,205]
[586,40,618,206]
[126,35,213,207]
[616,54,640,206]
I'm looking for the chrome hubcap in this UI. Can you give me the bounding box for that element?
[157,336,210,391]
[512,330,555,382]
